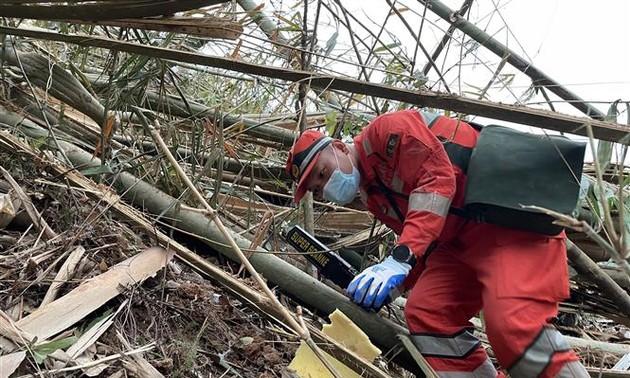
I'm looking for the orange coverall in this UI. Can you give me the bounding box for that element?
[352,109,587,377]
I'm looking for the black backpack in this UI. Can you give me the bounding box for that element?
[454,125,586,235]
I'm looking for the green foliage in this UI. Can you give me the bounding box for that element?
[80,164,114,176]
[274,11,303,31]
[32,336,78,364]
[324,108,338,135]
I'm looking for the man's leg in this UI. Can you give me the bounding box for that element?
[474,227,589,378]
[405,243,501,377]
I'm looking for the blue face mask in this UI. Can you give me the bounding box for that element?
[323,150,360,205]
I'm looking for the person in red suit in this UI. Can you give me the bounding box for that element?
[285,109,588,377]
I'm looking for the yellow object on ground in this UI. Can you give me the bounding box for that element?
[287,309,382,377]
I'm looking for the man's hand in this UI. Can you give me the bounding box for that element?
[346,256,411,310]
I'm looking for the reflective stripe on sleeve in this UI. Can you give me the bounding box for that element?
[362,138,373,155]
[437,357,498,378]
[391,174,404,193]
[508,327,571,378]
[408,192,451,217]
[410,330,480,358]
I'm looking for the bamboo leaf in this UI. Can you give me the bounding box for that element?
[373,42,401,53]
[32,336,78,364]
[597,140,613,170]
[274,12,302,31]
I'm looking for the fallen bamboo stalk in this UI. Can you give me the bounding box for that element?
[67,16,243,40]
[565,334,630,357]
[469,315,630,360]
[0,1,229,21]
[586,369,630,378]
[148,123,343,378]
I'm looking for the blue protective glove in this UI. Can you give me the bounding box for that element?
[346,256,411,310]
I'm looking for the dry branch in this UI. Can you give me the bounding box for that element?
[566,239,630,317]
[0,166,57,240]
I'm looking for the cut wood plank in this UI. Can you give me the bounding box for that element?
[16,248,174,341]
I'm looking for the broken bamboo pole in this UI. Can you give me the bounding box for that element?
[0,0,229,21]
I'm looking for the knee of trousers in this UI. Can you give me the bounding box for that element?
[404,297,436,332]
[404,297,471,334]
[483,298,562,367]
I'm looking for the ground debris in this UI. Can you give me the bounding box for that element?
[0,152,297,377]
